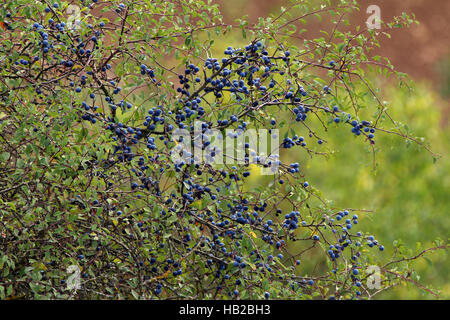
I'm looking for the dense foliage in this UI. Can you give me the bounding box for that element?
[0,0,447,299]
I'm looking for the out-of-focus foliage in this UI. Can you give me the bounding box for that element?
[436,56,450,99]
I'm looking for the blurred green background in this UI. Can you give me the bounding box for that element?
[211,0,449,299]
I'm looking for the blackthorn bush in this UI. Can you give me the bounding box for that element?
[0,0,447,299]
